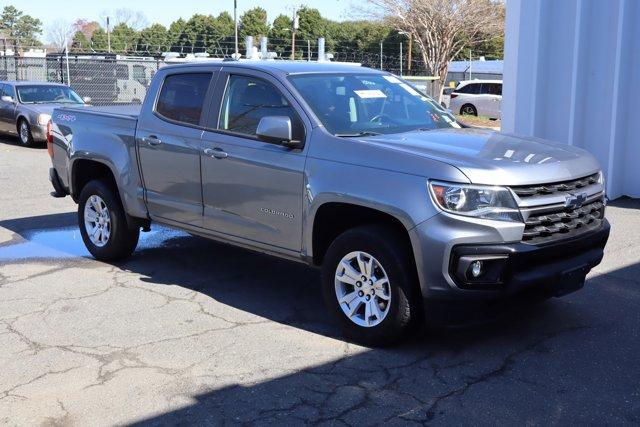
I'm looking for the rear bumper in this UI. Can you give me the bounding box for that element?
[412,214,610,300]
[49,167,68,197]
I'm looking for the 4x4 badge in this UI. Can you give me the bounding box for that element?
[565,192,587,209]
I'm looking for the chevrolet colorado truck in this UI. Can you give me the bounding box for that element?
[48,61,610,345]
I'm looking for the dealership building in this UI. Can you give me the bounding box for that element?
[503,0,639,199]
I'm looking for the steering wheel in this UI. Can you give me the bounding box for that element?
[54,95,66,101]
[369,113,393,124]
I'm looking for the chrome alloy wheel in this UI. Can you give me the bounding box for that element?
[334,251,391,327]
[19,121,29,144]
[84,195,111,247]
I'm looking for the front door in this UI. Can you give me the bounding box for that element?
[0,84,17,134]
[136,70,216,226]
[200,71,308,251]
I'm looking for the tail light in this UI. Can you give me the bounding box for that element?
[46,120,54,158]
[450,93,459,99]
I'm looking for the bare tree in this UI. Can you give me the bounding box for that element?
[100,8,149,31]
[368,0,503,97]
[46,19,75,50]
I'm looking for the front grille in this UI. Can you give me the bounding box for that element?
[511,173,600,197]
[521,198,605,244]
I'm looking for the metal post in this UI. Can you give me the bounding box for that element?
[106,17,111,53]
[307,40,310,62]
[234,0,239,58]
[64,36,71,86]
[407,34,412,71]
[317,37,325,62]
[291,11,299,60]
[380,41,383,70]
[245,36,253,59]
[260,37,267,60]
[469,49,472,80]
[400,42,403,76]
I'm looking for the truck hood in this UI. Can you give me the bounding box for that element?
[366,128,601,186]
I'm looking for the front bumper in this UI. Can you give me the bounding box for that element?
[410,213,610,300]
[31,123,47,142]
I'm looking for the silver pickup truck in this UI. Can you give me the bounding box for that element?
[48,61,610,345]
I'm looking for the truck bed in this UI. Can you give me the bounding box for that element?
[59,104,141,119]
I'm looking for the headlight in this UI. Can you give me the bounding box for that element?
[37,113,51,126]
[428,181,523,222]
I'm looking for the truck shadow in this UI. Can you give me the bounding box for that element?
[1,212,638,423]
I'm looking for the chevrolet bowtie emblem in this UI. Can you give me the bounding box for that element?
[565,192,587,209]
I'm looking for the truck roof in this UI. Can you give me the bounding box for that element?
[161,60,383,75]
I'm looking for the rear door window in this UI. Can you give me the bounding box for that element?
[155,73,212,126]
[457,83,481,95]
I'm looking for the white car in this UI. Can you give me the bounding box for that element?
[448,79,502,119]
[441,87,457,109]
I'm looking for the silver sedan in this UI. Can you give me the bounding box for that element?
[0,81,89,146]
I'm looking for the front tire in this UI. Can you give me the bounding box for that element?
[18,119,35,146]
[78,180,139,261]
[321,225,420,346]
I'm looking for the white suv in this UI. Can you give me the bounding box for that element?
[449,79,502,119]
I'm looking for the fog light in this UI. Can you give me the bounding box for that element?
[470,260,483,278]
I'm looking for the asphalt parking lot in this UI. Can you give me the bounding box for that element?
[1,137,639,425]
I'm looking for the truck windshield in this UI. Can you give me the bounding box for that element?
[288,73,459,136]
[17,85,84,104]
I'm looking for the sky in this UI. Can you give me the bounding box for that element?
[9,0,361,35]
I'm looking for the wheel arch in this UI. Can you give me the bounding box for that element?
[309,201,415,267]
[70,158,148,230]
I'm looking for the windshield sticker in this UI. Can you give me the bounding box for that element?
[399,83,421,96]
[382,75,402,84]
[354,89,387,99]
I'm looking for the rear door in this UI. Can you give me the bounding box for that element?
[136,68,219,226]
[199,68,308,251]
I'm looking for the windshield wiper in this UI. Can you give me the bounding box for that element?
[335,131,382,137]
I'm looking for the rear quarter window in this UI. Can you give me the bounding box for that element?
[155,73,211,126]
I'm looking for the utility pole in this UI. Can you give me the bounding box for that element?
[307,39,310,61]
[469,49,472,80]
[290,10,299,60]
[234,0,239,58]
[379,41,383,70]
[106,16,111,53]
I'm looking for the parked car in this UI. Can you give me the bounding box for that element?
[48,62,608,346]
[449,79,502,119]
[0,81,88,146]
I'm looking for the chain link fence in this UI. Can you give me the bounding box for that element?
[0,55,162,105]
[0,42,502,105]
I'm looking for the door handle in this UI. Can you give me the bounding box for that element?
[143,135,162,146]
[203,147,228,159]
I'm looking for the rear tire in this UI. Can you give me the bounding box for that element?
[78,180,139,261]
[18,119,35,147]
[460,104,477,116]
[321,225,420,346]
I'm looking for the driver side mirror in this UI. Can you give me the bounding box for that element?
[256,116,304,149]
[1,95,14,103]
[82,96,92,104]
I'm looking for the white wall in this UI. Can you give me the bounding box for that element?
[503,0,640,198]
